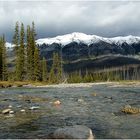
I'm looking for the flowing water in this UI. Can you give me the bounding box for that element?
[0,84,140,139]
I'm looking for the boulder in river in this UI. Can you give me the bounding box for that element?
[52,125,94,139]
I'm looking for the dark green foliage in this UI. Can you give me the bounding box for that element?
[26,22,37,81]
[0,35,8,81]
[16,23,25,81]
[49,52,62,83]
[1,35,8,81]
[12,21,19,55]
[34,47,41,81]
[0,39,2,80]
[67,65,140,83]
[12,21,19,80]
[42,57,47,82]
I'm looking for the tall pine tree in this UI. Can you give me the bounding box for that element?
[12,21,19,80]
[0,38,3,80]
[16,23,25,81]
[2,35,8,81]
[49,52,62,83]
[26,22,37,81]
[0,35,8,81]
[42,57,47,82]
[34,47,40,81]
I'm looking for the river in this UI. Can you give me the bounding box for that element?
[0,83,140,139]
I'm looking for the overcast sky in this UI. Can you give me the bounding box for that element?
[0,1,140,42]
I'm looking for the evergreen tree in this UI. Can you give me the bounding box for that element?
[34,47,40,81]
[0,38,2,80]
[12,21,19,55]
[1,35,8,81]
[42,57,47,82]
[49,52,62,83]
[26,22,37,81]
[12,21,19,80]
[56,53,62,82]
[16,23,25,81]
[0,35,8,81]
[26,25,32,80]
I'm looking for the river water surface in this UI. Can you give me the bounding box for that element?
[0,84,140,139]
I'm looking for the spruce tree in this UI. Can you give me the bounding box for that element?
[12,21,19,80]
[26,25,30,79]
[0,38,2,80]
[49,53,57,83]
[1,35,8,81]
[12,21,19,55]
[42,57,47,82]
[26,22,37,81]
[0,35,8,81]
[49,52,62,83]
[16,23,25,81]
[34,47,40,81]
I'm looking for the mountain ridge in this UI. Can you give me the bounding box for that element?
[6,32,140,48]
[36,32,140,46]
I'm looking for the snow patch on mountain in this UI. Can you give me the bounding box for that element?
[36,32,102,46]
[104,35,140,45]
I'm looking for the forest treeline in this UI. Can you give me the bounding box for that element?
[0,22,62,83]
[0,22,140,84]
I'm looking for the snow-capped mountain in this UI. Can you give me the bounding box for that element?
[6,32,140,63]
[6,32,140,48]
[36,32,140,46]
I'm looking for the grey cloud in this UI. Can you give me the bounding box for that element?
[0,1,140,42]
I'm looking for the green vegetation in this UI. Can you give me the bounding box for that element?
[0,35,8,81]
[42,57,48,82]
[67,65,140,83]
[49,52,62,84]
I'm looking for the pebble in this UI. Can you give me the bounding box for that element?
[9,110,14,114]
[17,105,22,108]
[8,105,12,108]
[20,109,26,112]
[2,109,12,114]
[29,106,40,110]
[92,93,97,96]
[78,99,84,102]
[54,100,61,105]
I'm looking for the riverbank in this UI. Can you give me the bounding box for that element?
[0,81,140,88]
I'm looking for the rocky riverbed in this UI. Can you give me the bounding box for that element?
[0,83,140,139]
